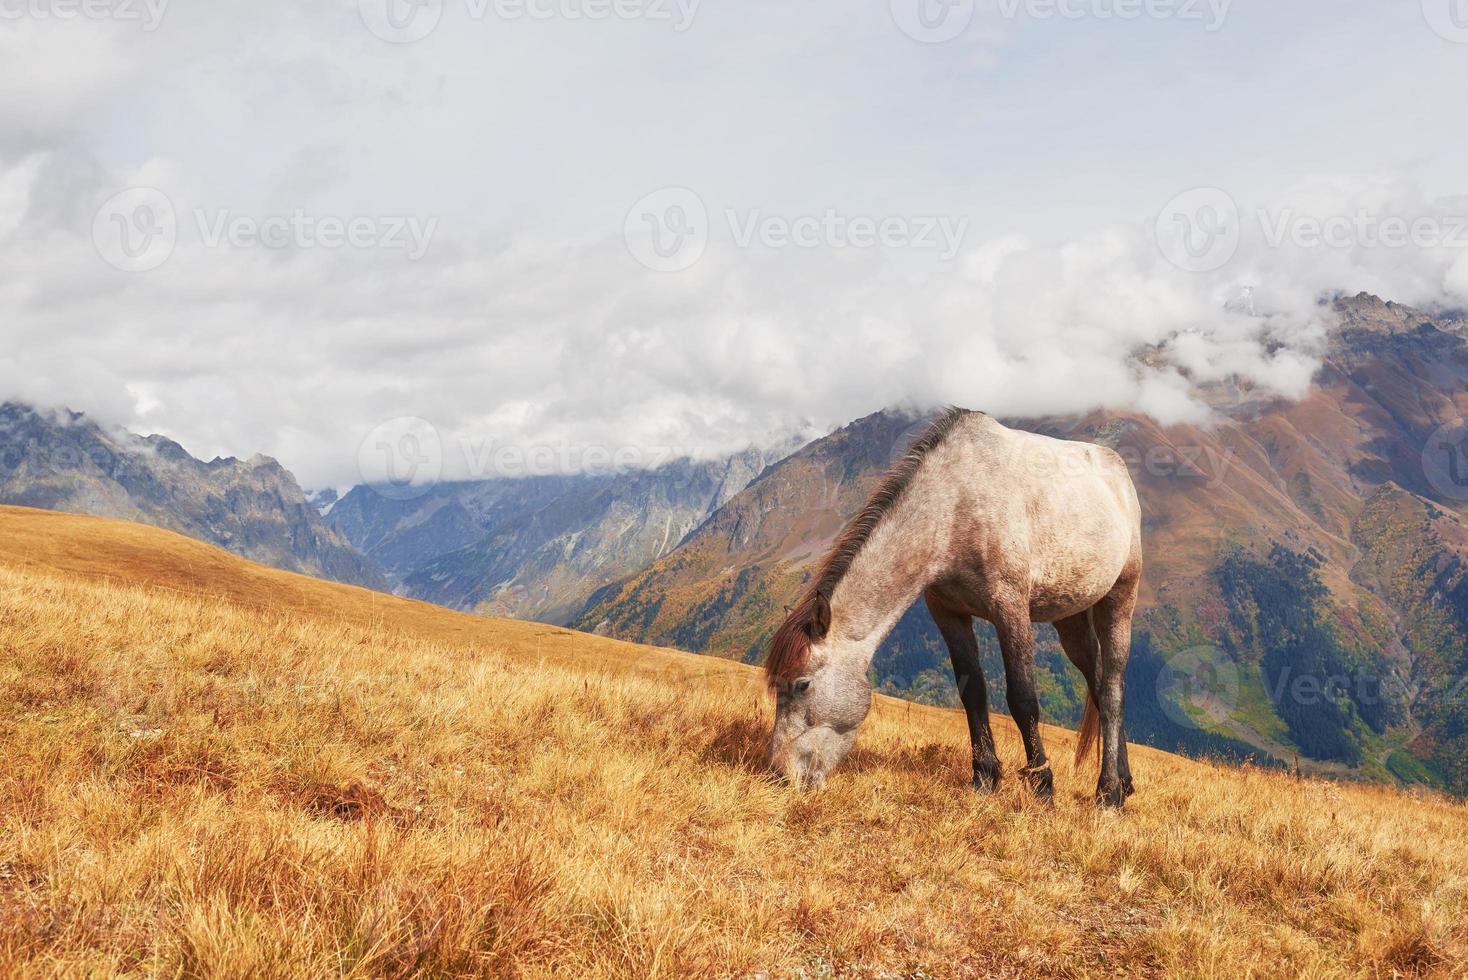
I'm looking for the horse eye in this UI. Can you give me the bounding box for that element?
[793,678,812,695]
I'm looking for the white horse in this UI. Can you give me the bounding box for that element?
[765,408,1143,807]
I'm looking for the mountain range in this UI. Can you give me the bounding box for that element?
[324,448,784,624]
[0,403,384,589]
[4,293,1466,792]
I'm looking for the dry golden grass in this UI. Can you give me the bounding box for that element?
[2,505,1467,978]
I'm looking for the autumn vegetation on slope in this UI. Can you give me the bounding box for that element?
[2,506,1466,977]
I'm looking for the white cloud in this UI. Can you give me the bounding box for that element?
[3,1,1468,489]
[0,20,144,152]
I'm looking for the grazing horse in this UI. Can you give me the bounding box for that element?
[764,408,1143,808]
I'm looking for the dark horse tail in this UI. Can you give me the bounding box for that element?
[1074,696,1100,769]
[1073,606,1103,770]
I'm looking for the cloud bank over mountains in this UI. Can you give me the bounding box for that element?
[3,1,1467,488]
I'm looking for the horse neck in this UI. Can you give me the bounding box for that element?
[825,487,947,671]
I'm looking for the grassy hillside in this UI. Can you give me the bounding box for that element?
[2,507,1467,977]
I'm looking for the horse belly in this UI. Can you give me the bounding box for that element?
[1025,487,1133,623]
[1028,561,1125,623]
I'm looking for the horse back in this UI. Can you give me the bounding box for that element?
[938,418,1141,622]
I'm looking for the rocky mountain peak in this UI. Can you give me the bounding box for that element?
[1332,291,1466,337]
[0,403,384,589]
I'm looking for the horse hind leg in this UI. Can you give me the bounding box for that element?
[925,594,1001,793]
[1056,609,1134,798]
[1093,575,1139,809]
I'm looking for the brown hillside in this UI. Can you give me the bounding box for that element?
[2,505,1468,975]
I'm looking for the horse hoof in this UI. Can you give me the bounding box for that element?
[972,759,1001,794]
[1095,782,1126,809]
[1020,765,1054,801]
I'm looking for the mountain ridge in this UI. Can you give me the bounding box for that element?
[0,402,385,590]
[326,442,802,624]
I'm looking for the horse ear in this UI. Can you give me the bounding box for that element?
[807,591,831,642]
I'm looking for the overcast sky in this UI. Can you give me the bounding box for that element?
[3,0,1468,489]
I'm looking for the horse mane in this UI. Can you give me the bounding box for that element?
[764,407,970,691]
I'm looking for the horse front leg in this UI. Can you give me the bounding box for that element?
[925,595,1000,792]
[994,608,1051,801]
